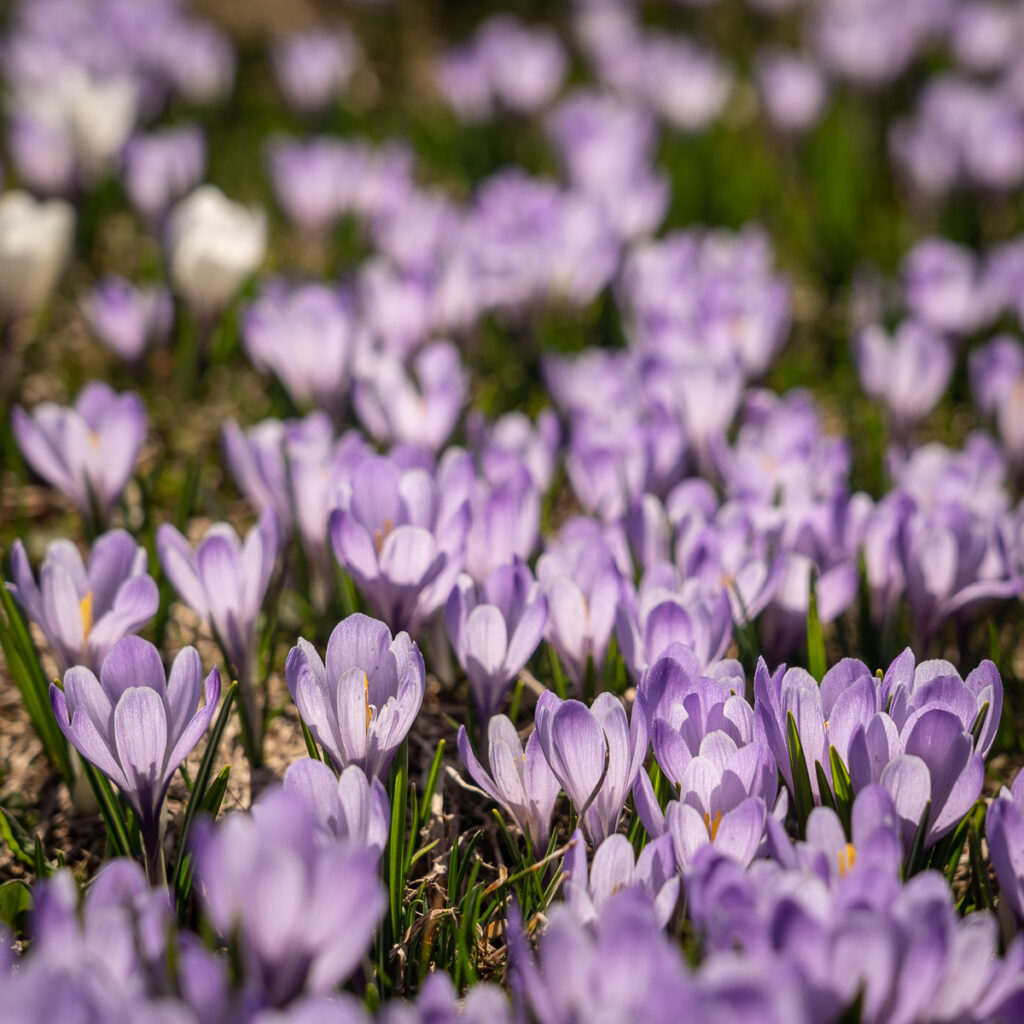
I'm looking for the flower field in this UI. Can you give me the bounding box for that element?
[3,0,1024,1021]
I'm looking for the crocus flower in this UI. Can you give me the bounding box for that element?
[156,510,277,749]
[986,769,1024,922]
[463,467,541,585]
[536,523,624,691]
[121,124,206,225]
[351,341,467,453]
[242,280,360,416]
[534,690,649,844]
[81,276,172,363]
[283,758,389,857]
[508,890,695,1024]
[902,237,991,336]
[563,829,679,929]
[855,320,953,433]
[193,787,385,1008]
[285,613,425,779]
[165,185,266,317]
[446,563,548,721]
[12,382,147,527]
[9,530,158,674]
[754,49,827,134]
[265,136,348,234]
[466,408,561,494]
[0,190,74,323]
[457,715,560,851]
[272,28,360,113]
[51,636,220,877]
[329,454,470,636]
[616,563,733,682]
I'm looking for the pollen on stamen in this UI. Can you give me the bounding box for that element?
[363,673,373,731]
[80,590,94,639]
[704,810,723,841]
[837,842,857,878]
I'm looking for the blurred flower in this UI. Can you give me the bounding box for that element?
[243,280,361,416]
[51,636,220,873]
[352,341,466,453]
[9,530,158,674]
[0,190,74,322]
[166,185,266,317]
[12,381,146,527]
[329,454,469,635]
[855,319,953,432]
[193,787,384,1007]
[81,276,172,363]
[987,769,1024,923]
[272,28,360,113]
[755,49,827,134]
[121,124,206,224]
[286,614,425,780]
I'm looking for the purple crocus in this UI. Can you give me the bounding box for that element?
[534,690,649,844]
[12,382,147,528]
[121,124,206,225]
[457,715,560,851]
[329,454,470,636]
[271,29,359,113]
[81,276,172,363]
[193,786,385,1008]
[754,49,827,134]
[9,530,158,674]
[283,758,389,857]
[351,341,467,453]
[902,237,991,336]
[855,320,953,433]
[616,562,733,682]
[536,522,624,691]
[242,280,360,416]
[986,769,1024,923]
[285,613,425,780]
[463,467,541,584]
[50,636,220,878]
[221,414,372,571]
[563,829,679,929]
[446,563,548,721]
[265,136,347,234]
[156,510,277,752]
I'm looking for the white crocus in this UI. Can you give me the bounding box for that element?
[0,191,75,320]
[166,186,267,315]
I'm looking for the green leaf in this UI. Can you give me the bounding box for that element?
[200,765,231,818]
[806,583,827,683]
[814,761,838,815]
[0,807,35,868]
[417,739,445,834]
[786,711,816,829]
[0,879,32,933]
[905,799,933,877]
[78,757,132,858]
[388,740,409,937]
[175,682,236,908]
[829,746,854,836]
[0,577,73,783]
[969,701,990,748]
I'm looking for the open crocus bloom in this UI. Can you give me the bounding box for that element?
[286,613,425,779]
[9,530,158,673]
[12,381,147,526]
[50,636,220,867]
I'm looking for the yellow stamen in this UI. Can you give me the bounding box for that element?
[80,591,94,639]
[88,430,101,449]
[704,810,723,841]
[837,842,856,878]
[372,518,395,556]
[364,673,373,732]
